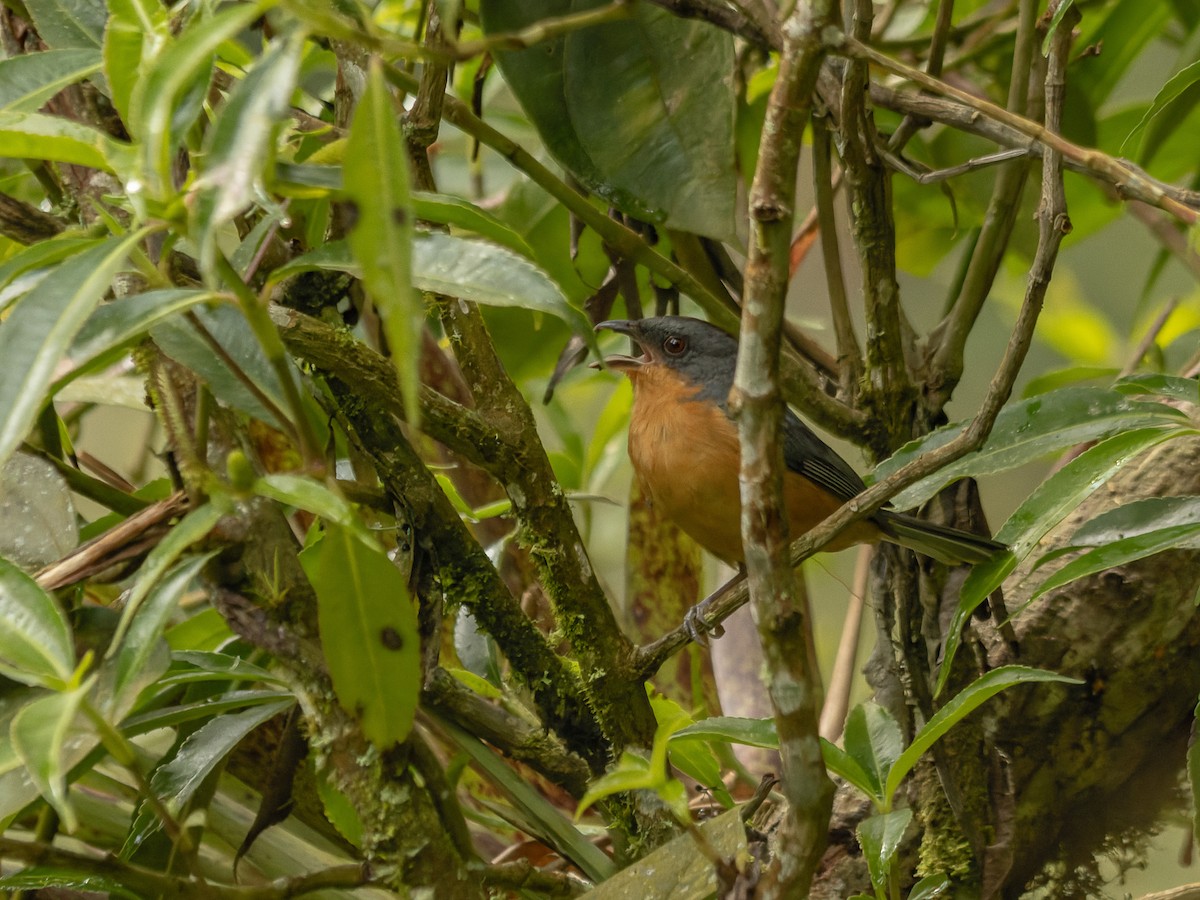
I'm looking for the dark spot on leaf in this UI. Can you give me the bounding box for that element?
[343,201,360,230]
[392,207,408,226]
[380,626,404,651]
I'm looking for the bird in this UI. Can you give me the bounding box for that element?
[595,315,1004,568]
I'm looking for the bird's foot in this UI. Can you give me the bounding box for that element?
[684,601,726,646]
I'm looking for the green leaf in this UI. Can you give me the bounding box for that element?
[935,426,1188,695]
[1078,0,1171,109]
[481,0,736,239]
[875,387,1188,510]
[122,697,292,856]
[435,713,617,881]
[0,49,103,112]
[650,694,731,808]
[344,58,419,425]
[190,31,305,276]
[128,0,270,198]
[255,473,370,535]
[1040,0,1076,55]
[120,689,290,735]
[108,555,213,715]
[858,808,912,892]
[0,558,75,688]
[0,111,125,172]
[1114,373,1200,404]
[10,679,92,832]
[103,0,170,125]
[0,232,145,469]
[106,504,223,658]
[908,873,951,900]
[886,667,1081,802]
[674,715,778,749]
[272,236,593,348]
[412,192,537,259]
[1071,496,1200,546]
[1033,522,1200,600]
[1122,59,1200,164]
[843,703,904,803]
[55,288,222,391]
[150,302,302,429]
[0,868,138,899]
[821,739,879,804]
[300,522,420,748]
[25,0,106,50]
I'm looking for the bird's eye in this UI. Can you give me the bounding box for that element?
[663,335,688,356]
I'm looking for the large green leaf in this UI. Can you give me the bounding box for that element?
[299,522,420,748]
[10,679,93,833]
[480,0,736,240]
[935,426,1189,694]
[0,232,145,470]
[24,0,106,50]
[875,387,1188,510]
[272,235,593,346]
[103,0,170,125]
[843,702,904,803]
[190,31,305,276]
[343,59,419,424]
[0,49,103,112]
[0,558,75,688]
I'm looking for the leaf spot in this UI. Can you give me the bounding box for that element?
[380,626,404,651]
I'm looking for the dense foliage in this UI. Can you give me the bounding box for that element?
[1,0,1200,897]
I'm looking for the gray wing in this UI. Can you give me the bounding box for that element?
[782,408,867,502]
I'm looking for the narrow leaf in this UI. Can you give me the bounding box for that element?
[0,232,145,468]
[935,426,1187,694]
[190,31,305,276]
[1032,523,1200,599]
[122,698,292,856]
[1071,495,1200,546]
[0,111,123,172]
[344,59,418,424]
[0,49,103,112]
[25,0,106,50]
[300,523,420,748]
[875,387,1188,510]
[255,474,369,536]
[1121,59,1200,162]
[671,716,778,749]
[820,738,879,805]
[886,667,1080,802]
[106,504,223,657]
[0,558,75,687]
[103,0,170,124]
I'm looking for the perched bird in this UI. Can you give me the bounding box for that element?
[596,316,1003,567]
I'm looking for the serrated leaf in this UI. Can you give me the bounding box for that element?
[1033,522,1200,600]
[271,236,593,349]
[103,0,170,125]
[858,808,912,891]
[935,426,1188,695]
[0,232,145,469]
[10,679,93,832]
[109,555,212,715]
[343,58,418,424]
[25,0,106,50]
[886,667,1080,802]
[875,387,1188,510]
[0,111,124,172]
[0,558,75,687]
[843,703,904,802]
[299,522,420,748]
[0,49,103,112]
[190,31,305,277]
[128,0,269,198]
[106,504,223,658]
[122,698,292,856]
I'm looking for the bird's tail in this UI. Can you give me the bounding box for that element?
[876,510,1005,565]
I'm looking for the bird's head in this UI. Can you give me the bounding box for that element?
[594,316,738,404]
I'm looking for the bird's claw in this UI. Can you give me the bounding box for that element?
[684,602,725,646]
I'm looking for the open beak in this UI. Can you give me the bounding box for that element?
[592,319,652,372]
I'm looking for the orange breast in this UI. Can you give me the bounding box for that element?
[626,367,879,564]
